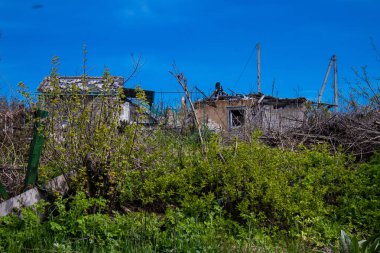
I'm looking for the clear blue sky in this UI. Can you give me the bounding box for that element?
[0,0,379,104]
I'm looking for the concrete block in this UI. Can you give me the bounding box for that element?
[0,172,73,216]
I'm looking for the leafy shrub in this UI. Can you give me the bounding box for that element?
[337,154,380,236]
[0,195,251,252]
[119,134,379,245]
[338,230,380,253]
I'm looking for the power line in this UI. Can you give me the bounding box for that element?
[233,43,257,90]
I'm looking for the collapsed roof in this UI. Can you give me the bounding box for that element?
[38,76,125,93]
[38,76,155,106]
[196,83,307,108]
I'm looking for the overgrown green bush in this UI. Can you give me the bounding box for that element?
[2,59,378,252]
[0,194,258,252]
[1,125,379,251]
[119,133,379,245]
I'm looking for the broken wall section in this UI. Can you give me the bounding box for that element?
[195,96,307,134]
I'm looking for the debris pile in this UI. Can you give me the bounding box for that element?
[263,110,380,160]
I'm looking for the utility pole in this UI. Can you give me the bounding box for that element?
[318,56,333,104]
[257,42,261,93]
[333,55,338,112]
[317,55,338,112]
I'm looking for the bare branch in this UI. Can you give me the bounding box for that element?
[124,54,144,84]
[169,64,205,153]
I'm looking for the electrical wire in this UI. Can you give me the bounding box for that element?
[233,43,257,90]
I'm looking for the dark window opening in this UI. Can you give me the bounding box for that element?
[229,109,245,128]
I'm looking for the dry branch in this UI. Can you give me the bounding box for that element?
[169,65,205,153]
[261,110,380,160]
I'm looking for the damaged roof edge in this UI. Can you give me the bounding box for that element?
[195,83,307,107]
[195,93,307,107]
[38,76,125,93]
[37,76,155,106]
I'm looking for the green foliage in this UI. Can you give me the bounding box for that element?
[338,230,380,253]
[0,195,252,252]
[121,135,379,245]
[39,62,137,203]
[337,154,380,235]
[8,59,378,252]
[38,114,380,249]
[3,115,380,252]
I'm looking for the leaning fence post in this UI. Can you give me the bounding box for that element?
[24,109,48,190]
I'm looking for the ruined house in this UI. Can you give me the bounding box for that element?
[194,83,307,133]
[38,76,156,125]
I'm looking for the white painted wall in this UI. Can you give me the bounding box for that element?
[120,102,130,122]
